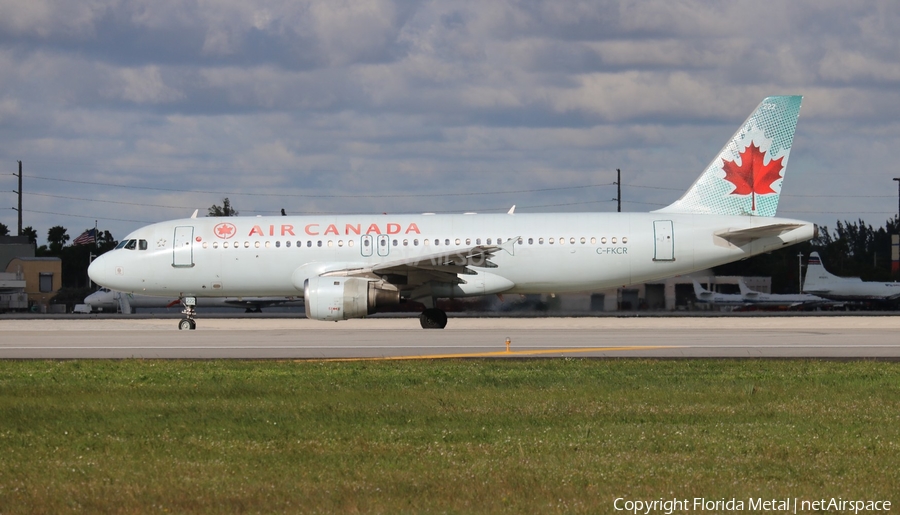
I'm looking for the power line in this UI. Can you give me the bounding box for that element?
[25,175,616,198]
[14,174,898,200]
[20,191,271,213]
[21,200,617,224]
[22,209,152,224]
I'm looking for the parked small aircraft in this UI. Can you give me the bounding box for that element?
[692,280,746,307]
[803,252,900,301]
[737,280,831,308]
[693,279,832,310]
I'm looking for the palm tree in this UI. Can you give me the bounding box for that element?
[47,225,69,254]
[208,198,238,217]
[21,226,38,244]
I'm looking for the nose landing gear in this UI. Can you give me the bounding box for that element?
[179,296,197,330]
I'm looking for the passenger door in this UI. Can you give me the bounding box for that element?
[173,226,194,267]
[652,220,674,261]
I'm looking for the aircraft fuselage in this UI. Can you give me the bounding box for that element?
[89,212,816,299]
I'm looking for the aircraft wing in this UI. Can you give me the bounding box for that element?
[322,240,515,286]
[715,223,807,247]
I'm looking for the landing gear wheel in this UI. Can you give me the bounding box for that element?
[419,308,448,329]
[179,296,197,330]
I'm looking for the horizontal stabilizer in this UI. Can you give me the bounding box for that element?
[715,223,805,247]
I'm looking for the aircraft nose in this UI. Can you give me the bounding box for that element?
[88,254,114,288]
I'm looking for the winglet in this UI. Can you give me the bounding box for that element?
[191,209,199,219]
[507,205,516,215]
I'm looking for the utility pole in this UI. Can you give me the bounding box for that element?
[798,252,803,293]
[894,178,900,275]
[614,168,621,212]
[894,178,900,222]
[13,160,22,235]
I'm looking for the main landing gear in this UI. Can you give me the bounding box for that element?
[179,296,197,330]
[419,308,448,329]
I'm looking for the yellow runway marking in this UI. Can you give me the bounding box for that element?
[307,345,679,362]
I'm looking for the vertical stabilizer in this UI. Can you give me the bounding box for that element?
[803,252,837,291]
[656,95,802,217]
[692,280,710,298]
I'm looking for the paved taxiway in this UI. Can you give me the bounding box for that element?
[1,316,898,359]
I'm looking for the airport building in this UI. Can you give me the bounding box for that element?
[0,236,62,312]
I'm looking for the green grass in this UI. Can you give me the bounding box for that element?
[1,360,899,513]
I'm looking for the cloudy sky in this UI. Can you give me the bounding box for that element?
[1,0,898,244]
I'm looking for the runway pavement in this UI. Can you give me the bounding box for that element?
[2,316,899,359]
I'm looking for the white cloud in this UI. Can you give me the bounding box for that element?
[109,66,185,104]
[1,0,900,240]
[0,0,108,38]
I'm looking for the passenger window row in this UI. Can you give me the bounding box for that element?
[198,236,627,250]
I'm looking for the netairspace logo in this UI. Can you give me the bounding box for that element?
[613,497,892,514]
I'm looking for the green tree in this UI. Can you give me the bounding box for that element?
[55,229,119,289]
[47,225,69,254]
[808,217,899,282]
[0,222,8,236]
[208,198,238,217]
[21,226,37,244]
[97,230,117,250]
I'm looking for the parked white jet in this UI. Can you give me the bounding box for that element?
[692,281,746,307]
[737,280,830,308]
[802,252,900,301]
[693,279,831,310]
[83,287,300,314]
[89,96,817,330]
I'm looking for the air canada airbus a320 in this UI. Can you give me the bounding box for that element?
[89,96,817,330]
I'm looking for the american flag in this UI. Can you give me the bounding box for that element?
[73,229,97,246]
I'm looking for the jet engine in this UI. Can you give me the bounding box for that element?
[304,276,400,321]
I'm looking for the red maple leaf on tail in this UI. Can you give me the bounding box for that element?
[721,142,784,212]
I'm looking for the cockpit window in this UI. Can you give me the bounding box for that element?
[139,239,148,250]
[124,239,137,250]
[115,240,128,249]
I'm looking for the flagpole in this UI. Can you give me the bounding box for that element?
[95,220,98,249]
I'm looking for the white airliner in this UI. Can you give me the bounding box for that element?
[83,287,300,313]
[89,96,817,330]
[802,252,900,301]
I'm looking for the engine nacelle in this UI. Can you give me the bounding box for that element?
[304,277,400,321]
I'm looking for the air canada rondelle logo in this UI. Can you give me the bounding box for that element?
[214,223,237,239]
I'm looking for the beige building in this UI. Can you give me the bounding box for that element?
[5,257,62,312]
